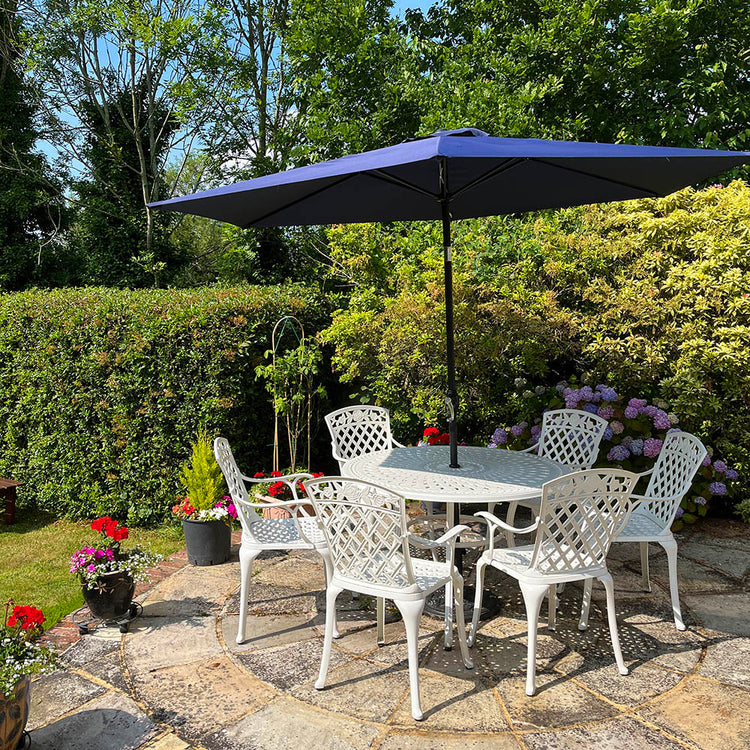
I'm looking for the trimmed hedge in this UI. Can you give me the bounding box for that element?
[0,285,333,524]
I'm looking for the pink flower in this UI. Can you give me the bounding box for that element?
[643,438,663,458]
[610,420,624,435]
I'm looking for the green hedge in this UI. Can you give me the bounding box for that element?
[0,285,333,524]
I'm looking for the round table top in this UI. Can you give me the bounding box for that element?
[342,446,566,504]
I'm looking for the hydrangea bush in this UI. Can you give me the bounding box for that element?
[489,379,740,531]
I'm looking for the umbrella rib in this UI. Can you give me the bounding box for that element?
[451,158,527,200]
[368,169,440,201]
[243,173,358,227]
[532,158,661,197]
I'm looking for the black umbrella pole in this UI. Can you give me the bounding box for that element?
[442,206,460,468]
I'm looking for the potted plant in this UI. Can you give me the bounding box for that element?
[250,471,323,519]
[70,517,161,620]
[176,428,235,565]
[1,601,56,750]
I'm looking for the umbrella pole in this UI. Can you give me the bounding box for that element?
[442,203,460,468]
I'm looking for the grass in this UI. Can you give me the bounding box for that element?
[0,507,184,628]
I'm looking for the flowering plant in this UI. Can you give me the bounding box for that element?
[418,427,451,446]
[171,495,238,523]
[489,379,740,530]
[250,471,325,502]
[70,517,162,588]
[1,600,57,698]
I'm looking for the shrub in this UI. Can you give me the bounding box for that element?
[178,428,226,512]
[0,286,333,524]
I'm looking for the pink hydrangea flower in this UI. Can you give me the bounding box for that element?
[610,420,624,435]
[643,438,663,458]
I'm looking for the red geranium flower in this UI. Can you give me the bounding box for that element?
[423,427,440,437]
[7,605,45,631]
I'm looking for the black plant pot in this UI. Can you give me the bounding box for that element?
[182,518,231,566]
[82,572,136,620]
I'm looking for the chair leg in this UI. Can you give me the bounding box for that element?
[452,573,474,669]
[505,502,519,548]
[640,542,651,592]
[319,549,340,639]
[395,598,426,721]
[236,546,259,644]
[547,585,557,631]
[599,572,628,676]
[578,578,593,631]
[443,577,454,650]
[468,557,487,647]
[519,582,548,696]
[377,596,386,645]
[659,536,685,631]
[315,584,344,690]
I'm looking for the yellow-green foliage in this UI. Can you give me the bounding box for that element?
[322,181,750,517]
[179,428,225,511]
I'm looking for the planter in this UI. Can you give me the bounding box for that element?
[257,495,315,520]
[0,676,30,750]
[182,518,231,566]
[82,572,136,620]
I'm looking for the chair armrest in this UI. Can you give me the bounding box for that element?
[474,511,539,536]
[635,468,654,479]
[392,438,406,448]
[409,524,470,549]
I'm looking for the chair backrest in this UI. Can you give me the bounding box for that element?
[213,437,263,531]
[642,431,707,528]
[530,469,637,575]
[325,406,397,470]
[536,409,609,470]
[305,477,418,593]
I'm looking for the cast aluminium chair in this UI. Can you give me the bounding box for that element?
[306,477,473,721]
[213,437,338,644]
[469,469,638,696]
[578,431,707,632]
[504,409,609,547]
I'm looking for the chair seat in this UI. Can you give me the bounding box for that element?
[244,517,325,548]
[617,509,667,540]
[481,544,605,583]
[411,557,453,593]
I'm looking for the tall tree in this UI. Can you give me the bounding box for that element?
[407,0,750,150]
[0,0,66,289]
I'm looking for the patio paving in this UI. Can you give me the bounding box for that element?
[29,519,749,749]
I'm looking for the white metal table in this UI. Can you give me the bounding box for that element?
[342,445,567,643]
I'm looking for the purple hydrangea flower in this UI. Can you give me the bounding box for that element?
[607,445,631,462]
[694,496,707,506]
[725,468,739,481]
[621,435,633,447]
[709,482,727,495]
[675,507,684,519]
[610,420,624,435]
[628,397,647,410]
[579,385,595,401]
[629,439,644,456]
[597,386,619,401]
[701,454,712,467]
[488,442,497,449]
[583,403,599,414]
[643,438,663,458]
[510,424,524,437]
[712,460,728,474]
[492,428,508,445]
[642,405,658,418]
[623,406,639,419]
[531,425,542,436]
[667,427,681,434]
[597,405,614,420]
[653,409,671,430]
[603,427,613,441]
[530,434,540,445]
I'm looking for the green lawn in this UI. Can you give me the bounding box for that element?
[0,508,184,628]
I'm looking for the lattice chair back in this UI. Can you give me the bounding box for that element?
[213,437,263,532]
[530,469,638,575]
[536,409,609,470]
[642,431,707,529]
[305,478,417,592]
[325,406,397,470]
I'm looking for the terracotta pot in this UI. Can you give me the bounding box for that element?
[182,518,231,566]
[0,675,31,750]
[82,571,136,620]
[257,496,314,520]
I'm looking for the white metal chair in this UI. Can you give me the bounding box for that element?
[504,409,610,547]
[306,477,473,721]
[469,469,638,696]
[213,437,337,644]
[578,431,707,632]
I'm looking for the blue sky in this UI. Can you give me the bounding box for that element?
[392,0,434,16]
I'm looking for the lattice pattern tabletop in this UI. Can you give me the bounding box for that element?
[343,446,566,504]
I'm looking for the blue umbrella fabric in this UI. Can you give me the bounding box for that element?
[149,129,750,467]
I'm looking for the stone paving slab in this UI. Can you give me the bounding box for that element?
[27,519,750,750]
